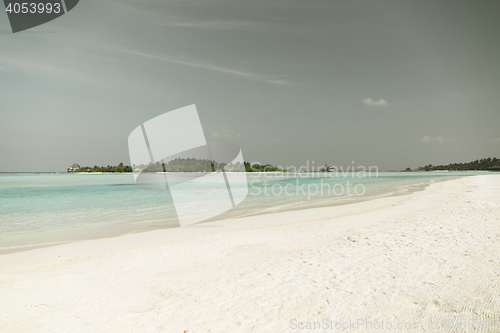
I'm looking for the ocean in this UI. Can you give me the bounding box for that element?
[0,171,492,254]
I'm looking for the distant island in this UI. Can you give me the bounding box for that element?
[410,157,500,172]
[68,157,500,174]
[67,160,284,173]
[68,163,133,173]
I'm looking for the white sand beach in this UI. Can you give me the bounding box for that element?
[1,175,499,332]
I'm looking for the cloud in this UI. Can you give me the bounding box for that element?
[210,132,242,139]
[102,0,326,35]
[101,45,292,85]
[0,55,101,86]
[160,19,264,31]
[157,17,319,35]
[362,98,389,106]
[421,136,445,143]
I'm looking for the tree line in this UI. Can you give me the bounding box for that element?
[68,163,133,173]
[68,160,283,173]
[415,157,500,171]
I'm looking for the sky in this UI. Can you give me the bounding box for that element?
[1,0,499,172]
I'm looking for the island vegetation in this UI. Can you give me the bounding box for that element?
[67,163,133,173]
[67,160,284,173]
[68,157,500,174]
[412,157,500,171]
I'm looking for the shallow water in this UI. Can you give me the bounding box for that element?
[0,171,492,253]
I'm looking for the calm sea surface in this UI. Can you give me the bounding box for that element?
[0,171,492,253]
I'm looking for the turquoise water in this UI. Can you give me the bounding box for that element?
[0,171,493,253]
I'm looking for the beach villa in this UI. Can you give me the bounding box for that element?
[68,164,80,171]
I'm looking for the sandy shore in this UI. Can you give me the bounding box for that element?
[1,175,499,332]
